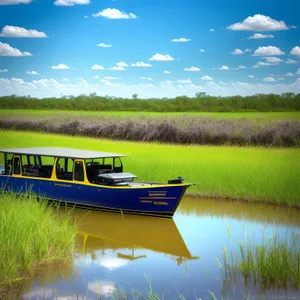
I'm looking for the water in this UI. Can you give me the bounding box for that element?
[23,198,300,299]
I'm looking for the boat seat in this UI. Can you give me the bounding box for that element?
[23,165,39,174]
[57,171,73,181]
[87,164,113,183]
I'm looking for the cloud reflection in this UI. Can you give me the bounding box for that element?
[88,280,116,297]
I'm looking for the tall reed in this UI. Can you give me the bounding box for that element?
[221,230,300,288]
[0,191,77,289]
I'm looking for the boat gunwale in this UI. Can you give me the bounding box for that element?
[0,174,190,190]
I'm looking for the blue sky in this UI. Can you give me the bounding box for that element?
[0,0,300,98]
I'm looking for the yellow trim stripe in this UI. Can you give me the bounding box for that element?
[139,197,177,200]
[4,174,188,190]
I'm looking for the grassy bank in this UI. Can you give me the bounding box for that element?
[1,109,300,121]
[1,130,300,205]
[1,115,300,147]
[0,191,77,291]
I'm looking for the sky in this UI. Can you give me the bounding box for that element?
[0,0,300,98]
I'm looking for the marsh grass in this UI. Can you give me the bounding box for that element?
[0,190,77,291]
[219,225,300,288]
[0,115,300,147]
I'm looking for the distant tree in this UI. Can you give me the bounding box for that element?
[132,93,138,100]
[195,92,207,98]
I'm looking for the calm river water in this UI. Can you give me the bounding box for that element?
[23,198,300,300]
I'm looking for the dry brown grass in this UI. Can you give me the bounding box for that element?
[0,116,300,147]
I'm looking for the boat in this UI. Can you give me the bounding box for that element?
[0,147,190,217]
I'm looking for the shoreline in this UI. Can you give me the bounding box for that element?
[185,192,300,210]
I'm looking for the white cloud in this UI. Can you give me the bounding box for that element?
[0,69,8,72]
[184,66,201,72]
[91,64,105,70]
[107,61,128,71]
[96,43,112,48]
[201,75,213,81]
[1,77,300,98]
[93,75,100,79]
[263,77,276,82]
[140,77,154,81]
[0,42,32,56]
[238,66,246,69]
[247,33,274,39]
[26,71,38,75]
[54,0,90,6]
[253,61,272,68]
[263,57,283,64]
[92,8,137,19]
[210,29,215,32]
[77,77,88,85]
[101,79,113,86]
[219,66,230,70]
[177,79,192,84]
[171,37,191,42]
[104,76,116,80]
[297,68,300,75]
[285,58,297,64]
[199,49,205,52]
[62,78,69,82]
[138,83,156,88]
[0,25,47,38]
[164,70,171,74]
[285,72,295,76]
[131,62,152,67]
[231,48,244,55]
[227,14,289,31]
[0,0,31,4]
[51,64,70,70]
[149,53,174,61]
[253,46,285,56]
[84,15,88,19]
[244,48,251,53]
[278,78,284,81]
[290,46,300,56]
[116,61,128,67]
[108,66,126,71]
[248,75,254,78]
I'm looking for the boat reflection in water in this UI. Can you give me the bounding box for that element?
[23,208,198,300]
[73,208,198,267]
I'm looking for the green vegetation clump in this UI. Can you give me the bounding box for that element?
[0,92,300,112]
[1,130,300,205]
[221,232,300,288]
[0,191,77,289]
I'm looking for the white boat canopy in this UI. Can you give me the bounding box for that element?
[0,147,127,159]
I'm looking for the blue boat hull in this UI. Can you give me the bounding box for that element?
[0,175,189,217]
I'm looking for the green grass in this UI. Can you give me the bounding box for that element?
[1,130,300,205]
[1,109,300,121]
[0,191,77,289]
[221,230,300,288]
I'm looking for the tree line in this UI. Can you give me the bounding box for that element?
[0,92,300,112]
